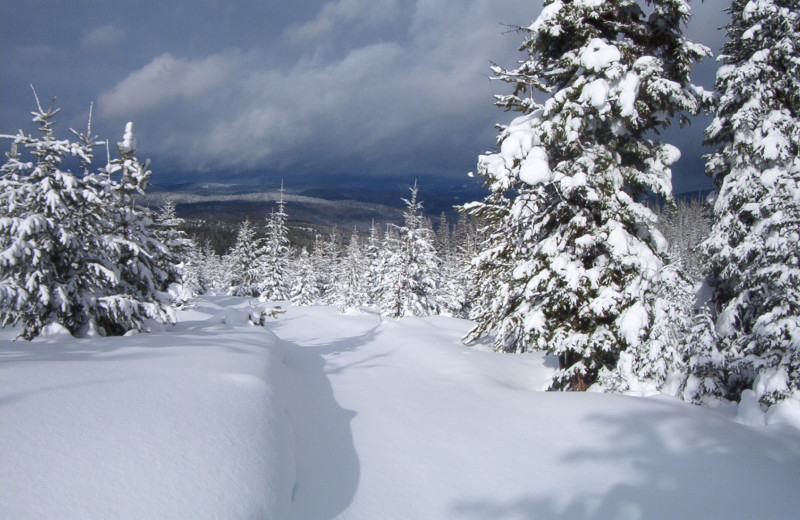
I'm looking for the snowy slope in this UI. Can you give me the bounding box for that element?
[273,305,800,520]
[3,296,800,519]
[0,296,295,520]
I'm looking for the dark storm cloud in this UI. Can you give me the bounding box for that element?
[1,1,729,192]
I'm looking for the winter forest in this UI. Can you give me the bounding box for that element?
[2,0,800,518]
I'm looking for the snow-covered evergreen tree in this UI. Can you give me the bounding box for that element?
[308,232,333,303]
[433,211,472,318]
[0,96,106,338]
[155,198,195,263]
[181,239,210,298]
[465,0,710,390]
[657,198,711,282]
[101,123,180,332]
[199,239,225,291]
[225,218,264,297]
[378,183,442,318]
[448,211,480,319]
[362,219,384,306]
[318,227,344,305]
[438,254,471,319]
[0,94,176,338]
[154,198,192,260]
[435,212,451,258]
[259,185,290,302]
[598,263,695,394]
[682,303,729,403]
[453,211,479,262]
[154,198,203,300]
[336,228,367,311]
[699,0,800,405]
[290,247,321,306]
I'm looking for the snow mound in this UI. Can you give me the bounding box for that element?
[580,38,621,71]
[518,146,552,186]
[767,398,800,430]
[736,389,767,426]
[0,295,296,520]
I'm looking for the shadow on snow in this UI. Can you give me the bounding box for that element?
[450,397,800,520]
[268,311,382,520]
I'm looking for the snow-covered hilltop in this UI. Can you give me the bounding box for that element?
[2,296,800,520]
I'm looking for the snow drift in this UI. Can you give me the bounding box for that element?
[0,296,295,520]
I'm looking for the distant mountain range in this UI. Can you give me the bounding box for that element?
[143,180,711,230]
[143,178,488,229]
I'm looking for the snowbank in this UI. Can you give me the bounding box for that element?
[0,296,295,520]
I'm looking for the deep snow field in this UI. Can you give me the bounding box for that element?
[2,295,800,520]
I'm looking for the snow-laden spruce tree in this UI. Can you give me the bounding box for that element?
[437,251,469,318]
[598,262,696,394]
[154,198,193,261]
[435,212,451,258]
[0,94,176,338]
[290,247,321,306]
[318,227,344,305]
[178,238,210,299]
[259,186,290,302]
[694,0,800,406]
[657,198,711,282]
[465,0,710,390]
[453,212,479,262]
[378,183,442,318]
[100,123,181,333]
[450,212,481,319]
[154,198,204,300]
[308,232,333,303]
[336,228,367,311]
[225,218,264,297]
[200,239,226,291]
[682,305,728,402]
[362,220,384,306]
[436,212,471,319]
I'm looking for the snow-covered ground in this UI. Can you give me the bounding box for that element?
[0,297,296,520]
[3,295,800,519]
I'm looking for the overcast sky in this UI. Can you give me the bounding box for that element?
[1,0,729,192]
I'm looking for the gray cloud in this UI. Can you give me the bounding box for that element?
[94,0,538,176]
[98,52,237,118]
[286,0,403,44]
[81,24,126,51]
[2,0,729,192]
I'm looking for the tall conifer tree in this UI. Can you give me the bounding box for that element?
[225,219,263,297]
[290,248,321,306]
[378,183,442,318]
[694,0,800,405]
[260,183,291,301]
[465,0,710,390]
